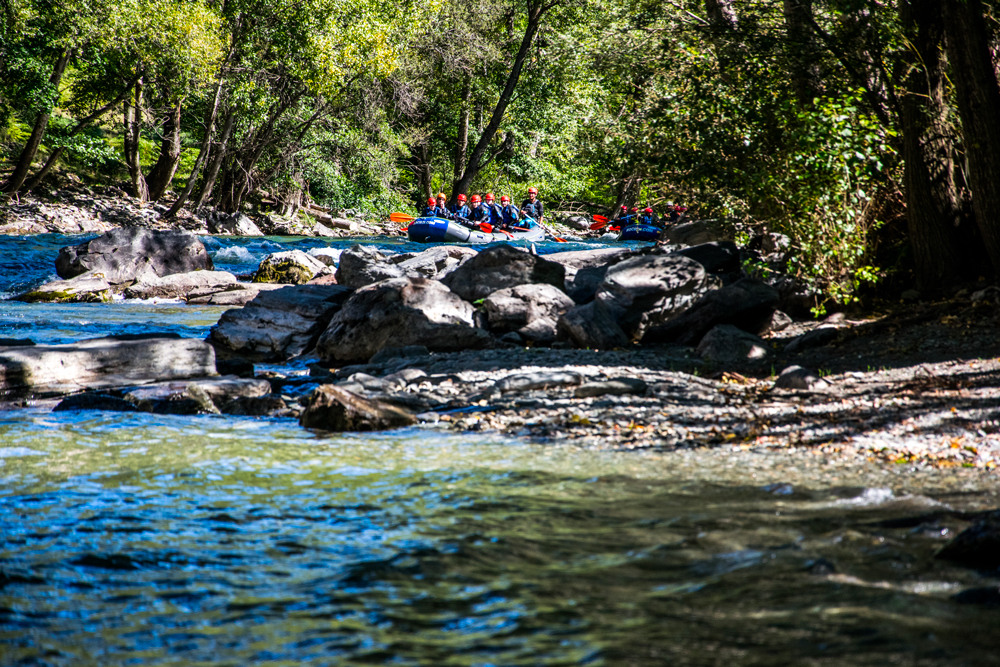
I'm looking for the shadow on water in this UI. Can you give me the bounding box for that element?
[0,410,998,665]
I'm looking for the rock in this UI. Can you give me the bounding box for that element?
[495,371,583,393]
[671,242,741,282]
[574,377,647,398]
[0,339,35,347]
[544,247,635,303]
[498,331,524,345]
[563,215,591,230]
[696,325,772,363]
[368,345,430,365]
[483,284,576,343]
[334,244,404,287]
[124,270,238,300]
[901,289,921,302]
[56,228,213,282]
[936,511,1000,570]
[971,286,1000,306]
[210,284,353,361]
[300,384,416,432]
[441,245,566,302]
[54,392,139,412]
[313,222,337,237]
[186,283,289,306]
[309,247,343,266]
[383,368,427,386]
[14,273,113,303]
[220,395,288,416]
[216,356,254,378]
[764,310,793,333]
[642,278,779,345]
[120,377,272,414]
[664,219,731,246]
[306,274,339,286]
[774,365,830,390]
[0,337,217,398]
[784,326,840,353]
[208,213,263,236]
[765,274,820,317]
[394,246,478,280]
[253,250,328,284]
[316,278,492,363]
[746,231,792,256]
[561,253,718,347]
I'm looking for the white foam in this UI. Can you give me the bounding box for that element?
[309,247,343,266]
[0,447,48,458]
[214,246,256,264]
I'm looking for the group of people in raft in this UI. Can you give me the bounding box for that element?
[423,187,544,230]
[611,202,689,228]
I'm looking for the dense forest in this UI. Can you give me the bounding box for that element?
[3,0,1000,306]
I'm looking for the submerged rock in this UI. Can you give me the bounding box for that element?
[300,384,416,432]
[56,228,213,283]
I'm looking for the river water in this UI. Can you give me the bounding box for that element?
[1,234,999,666]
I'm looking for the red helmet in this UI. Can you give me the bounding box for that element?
[484,193,494,201]
[528,187,538,194]
[630,207,638,213]
[470,194,481,203]
[500,195,509,203]
[457,194,466,202]
[643,207,653,214]
[427,197,436,206]
[620,204,627,210]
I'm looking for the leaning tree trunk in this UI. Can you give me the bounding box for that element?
[193,108,236,210]
[942,0,1000,274]
[898,0,966,288]
[146,98,184,201]
[123,78,149,202]
[3,49,71,194]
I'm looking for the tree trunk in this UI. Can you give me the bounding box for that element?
[452,73,472,201]
[193,108,235,210]
[898,0,966,288]
[3,49,71,194]
[123,78,148,202]
[943,0,1000,273]
[146,97,184,201]
[452,0,553,198]
[417,142,432,200]
[783,0,822,107]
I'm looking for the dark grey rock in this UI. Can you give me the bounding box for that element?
[369,345,430,365]
[441,245,565,302]
[335,244,404,288]
[300,384,416,431]
[574,377,647,398]
[936,511,1000,570]
[557,301,630,349]
[671,242,741,281]
[54,392,138,412]
[496,371,583,393]
[696,325,772,363]
[483,284,575,343]
[774,365,829,390]
[643,278,779,345]
[784,326,840,353]
[56,228,213,282]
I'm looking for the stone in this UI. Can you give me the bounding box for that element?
[642,278,779,345]
[120,377,272,414]
[0,337,217,398]
[556,301,630,350]
[671,242,741,282]
[543,247,635,303]
[696,325,772,363]
[220,395,288,416]
[313,222,337,237]
[936,511,1000,570]
[124,270,238,300]
[252,250,328,284]
[498,331,524,345]
[394,245,478,280]
[383,368,427,386]
[495,371,583,393]
[574,377,647,398]
[186,283,289,306]
[483,284,576,343]
[210,284,353,361]
[54,392,139,412]
[563,215,591,230]
[774,365,830,390]
[56,228,213,283]
[334,244,404,287]
[764,310,793,333]
[316,278,492,363]
[216,357,255,378]
[441,245,566,302]
[901,289,921,302]
[300,384,416,432]
[208,213,263,236]
[14,273,113,303]
[664,219,731,246]
[369,345,430,365]
[784,326,840,353]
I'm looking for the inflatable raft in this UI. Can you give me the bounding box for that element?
[407,217,546,244]
[618,223,662,242]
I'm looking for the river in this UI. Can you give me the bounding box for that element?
[1,234,998,665]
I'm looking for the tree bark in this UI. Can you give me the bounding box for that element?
[452,0,556,198]
[452,73,472,201]
[146,97,184,201]
[942,0,1000,273]
[898,0,966,288]
[3,49,71,194]
[783,0,822,107]
[418,142,432,200]
[123,78,148,202]
[193,107,235,210]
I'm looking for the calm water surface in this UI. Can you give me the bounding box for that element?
[1,234,999,665]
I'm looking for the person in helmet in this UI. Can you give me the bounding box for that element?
[483,193,503,226]
[666,202,689,225]
[499,195,520,228]
[422,196,438,217]
[469,194,490,224]
[613,204,629,223]
[639,206,657,226]
[450,193,470,221]
[520,186,543,223]
[434,192,453,219]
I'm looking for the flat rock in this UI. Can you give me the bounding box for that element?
[253,250,328,284]
[483,284,575,343]
[441,245,565,302]
[495,371,583,393]
[696,324,772,363]
[14,273,113,303]
[300,384,416,431]
[56,228,213,282]
[643,278,779,345]
[316,278,492,363]
[574,377,647,398]
[0,337,217,398]
[186,283,289,306]
[210,284,353,360]
[124,270,238,300]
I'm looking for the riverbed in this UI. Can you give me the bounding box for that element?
[1,233,999,665]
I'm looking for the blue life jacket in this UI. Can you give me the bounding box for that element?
[501,204,519,226]
[470,204,489,221]
[639,213,658,226]
[450,204,470,219]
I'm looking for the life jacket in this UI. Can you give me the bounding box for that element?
[470,204,489,221]
[639,213,657,226]
[450,204,470,220]
[423,206,437,217]
[501,204,519,226]
[521,199,543,220]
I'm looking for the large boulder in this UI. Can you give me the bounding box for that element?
[0,337,216,398]
[300,385,416,432]
[14,273,113,303]
[664,219,731,246]
[544,247,635,303]
[252,250,328,284]
[392,245,478,280]
[671,242,741,283]
[335,244,404,287]
[56,228,213,283]
[483,284,575,343]
[124,270,238,300]
[210,284,353,360]
[556,301,630,349]
[441,245,565,302]
[642,278,779,345]
[316,277,492,363]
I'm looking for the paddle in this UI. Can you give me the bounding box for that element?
[593,215,609,224]
[588,214,611,231]
[389,212,415,224]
